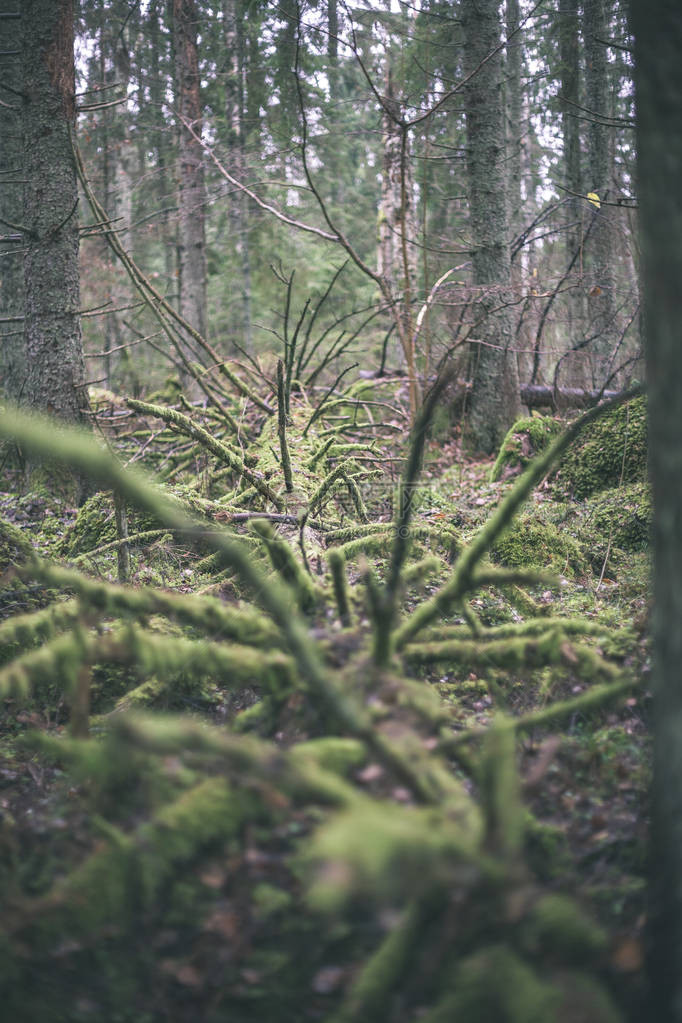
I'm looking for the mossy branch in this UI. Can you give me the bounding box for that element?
[374,371,453,667]
[404,630,621,679]
[127,399,282,509]
[395,385,644,648]
[12,776,256,939]
[277,359,294,492]
[249,519,320,613]
[330,524,458,562]
[116,626,295,690]
[308,460,368,517]
[0,599,81,657]
[0,406,449,805]
[421,617,619,643]
[327,899,427,1023]
[0,621,293,706]
[479,717,523,860]
[441,675,641,750]
[327,548,352,626]
[71,528,172,564]
[19,559,280,647]
[0,628,87,700]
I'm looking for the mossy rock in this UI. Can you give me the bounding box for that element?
[583,483,651,554]
[0,515,33,573]
[554,396,647,499]
[491,517,587,578]
[56,492,164,559]
[552,970,623,1023]
[521,894,608,966]
[56,491,118,557]
[491,415,563,483]
[425,946,558,1022]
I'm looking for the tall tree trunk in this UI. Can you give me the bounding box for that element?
[462,0,522,454]
[21,0,88,426]
[377,62,419,414]
[0,3,24,402]
[505,0,527,382]
[583,0,616,382]
[633,3,682,1020]
[173,0,207,379]
[558,0,590,388]
[148,0,177,308]
[224,0,252,352]
[328,0,338,61]
[506,0,522,249]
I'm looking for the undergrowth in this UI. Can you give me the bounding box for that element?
[0,369,649,1022]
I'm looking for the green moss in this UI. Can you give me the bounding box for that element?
[491,517,587,577]
[523,813,571,880]
[582,483,651,554]
[552,970,623,1023]
[521,894,607,965]
[554,395,647,498]
[0,513,34,572]
[491,415,562,483]
[290,737,367,776]
[57,491,119,557]
[305,797,481,911]
[424,946,558,1022]
[253,882,294,919]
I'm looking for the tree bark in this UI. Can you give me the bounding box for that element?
[0,3,24,402]
[462,0,522,454]
[558,0,590,388]
[377,60,419,416]
[583,0,617,382]
[632,2,682,1019]
[223,0,252,352]
[21,0,88,426]
[173,0,207,377]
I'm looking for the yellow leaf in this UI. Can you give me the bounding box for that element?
[586,191,601,209]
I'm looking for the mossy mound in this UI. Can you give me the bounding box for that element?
[554,396,647,499]
[57,491,120,557]
[491,415,562,483]
[491,517,587,577]
[0,515,33,573]
[583,483,651,553]
[57,491,163,559]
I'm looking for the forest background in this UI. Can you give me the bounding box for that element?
[0,0,680,1021]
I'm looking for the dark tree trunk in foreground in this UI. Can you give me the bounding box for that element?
[21,0,88,424]
[462,0,522,454]
[173,0,207,369]
[633,2,682,1019]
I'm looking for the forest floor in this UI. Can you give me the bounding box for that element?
[0,386,651,1022]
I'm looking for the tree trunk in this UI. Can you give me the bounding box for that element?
[377,61,419,416]
[558,0,590,388]
[462,0,522,454]
[173,0,207,379]
[21,0,88,426]
[506,0,523,249]
[0,4,24,402]
[632,3,682,1019]
[505,0,529,384]
[583,0,616,382]
[224,0,252,352]
[148,0,178,309]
